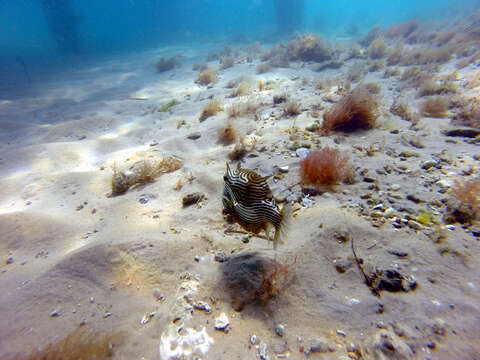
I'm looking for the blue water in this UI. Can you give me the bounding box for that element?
[0,0,477,91]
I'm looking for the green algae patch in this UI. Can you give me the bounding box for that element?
[158,99,179,112]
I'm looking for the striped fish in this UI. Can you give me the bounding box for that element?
[223,163,291,249]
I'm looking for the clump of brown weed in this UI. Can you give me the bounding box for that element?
[321,86,378,134]
[195,68,218,86]
[199,100,223,122]
[445,178,480,224]
[111,157,183,196]
[420,96,449,118]
[283,100,301,117]
[228,136,257,160]
[300,147,351,189]
[218,122,237,145]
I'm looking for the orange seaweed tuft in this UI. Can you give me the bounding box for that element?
[300,147,350,188]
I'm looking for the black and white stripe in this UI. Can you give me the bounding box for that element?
[223,163,281,235]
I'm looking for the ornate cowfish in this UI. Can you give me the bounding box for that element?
[222,163,291,249]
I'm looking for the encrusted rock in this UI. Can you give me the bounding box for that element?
[182,192,205,207]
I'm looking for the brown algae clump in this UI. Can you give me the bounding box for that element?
[219,252,296,311]
[110,156,182,196]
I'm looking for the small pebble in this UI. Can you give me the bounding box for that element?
[153,288,164,301]
[275,324,285,337]
[250,335,258,345]
[336,329,346,336]
[421,160,438,170]
[50,310,60,317]
[193,301,212,312]
[309,338,329,353]
[348,298,360,306]
[187,132,201,140]
[214,313,230,332]
[214,250,227,262]
[296,147,310,159]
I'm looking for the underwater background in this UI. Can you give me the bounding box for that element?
[1,0,478,92]
[2,0,480,359]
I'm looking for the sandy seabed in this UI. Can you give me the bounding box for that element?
[1,25,480,360]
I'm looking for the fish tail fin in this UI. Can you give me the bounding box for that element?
[273,202,293,250]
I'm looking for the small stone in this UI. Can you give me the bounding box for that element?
[348,298,360,306]
[194,255,200,262]
[153,288,164,301]
[302,187,320,196]
[446,224,456,231]
[89,297,95,303]
[103,312,112,318]
[301,196,313,208]
[275,324,285,337]
[50,310,60,317]
[406,194,423,203]
[333,258,353,273]
[377,321,387,329]
[421,160,438,170]
[443,128,480,138]
[193,301,212,312]
[214,250,227,263]
[296,147,310,159]
[336,330,346,336]
[250,335,258,345]
[309,338,329,353]
[470,226,480,237]
[279,166,289,173]
[150,141,159,146]
[214,313,230,332]
[384,207,396,218]
[273,94,287,104]
[407,220,423,230]
[305,123,319,132]
[432,318,446,335]
[187,132,201,140]
[5,257,14,265]
[241,235,250,243]
[182,192,205,207]
[391,184,401,191]
[387,249,408,257]
[346,343,359,353]
[76,205,84,211]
